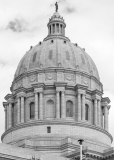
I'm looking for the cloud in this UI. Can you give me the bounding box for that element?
[58,0,66,3]
[64,6,76,13]
[50,0,66,7]
[6,17,28,32]
[0,60,7,67]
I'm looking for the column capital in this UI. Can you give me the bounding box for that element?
[32,83,45,89]
[3,102,8,108]
[107,105,111,110]
[92,94,101,101]
[34,87,44,93]
[55,82,67,88]
[17,92,26,98]
[76,89,86,96]
[92,89,102,96]
[56,86,65,92]
[76,84,88,90]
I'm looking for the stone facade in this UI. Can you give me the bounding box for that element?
[1,4,114,160]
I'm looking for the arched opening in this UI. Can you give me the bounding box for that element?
[85,104,89,120]
[46,100,55,118]
[66,100,73,117]
[30,102,35,119]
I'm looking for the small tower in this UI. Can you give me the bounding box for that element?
[44,2,69,41]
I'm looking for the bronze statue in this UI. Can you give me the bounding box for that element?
[55,2,58,12]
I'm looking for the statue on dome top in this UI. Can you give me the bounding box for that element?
[55,2,58,12]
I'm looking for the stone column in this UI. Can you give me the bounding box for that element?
[97,100,101,126]
[63,27,65,35]
[94,99,97,125]
[51,24,53,34]
[104,105,108,131]
[8,103,12,128]
[17,97,21,124]
[55,23,57,34]
[59,24,60,34]
[101,107,104,128]
[88,104,91,123]
[35,92,38,120]
[56,91,60,119]
[21,97,24,123]
[6,104,9,129]
[39,92,43,119]
[78,93,81,121]
[61,91,66,119]
[82,94,85,121]
[4,106,7,130]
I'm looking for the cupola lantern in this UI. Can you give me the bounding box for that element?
[47,2,66,37]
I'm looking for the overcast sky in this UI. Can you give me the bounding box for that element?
[0,0,114,146]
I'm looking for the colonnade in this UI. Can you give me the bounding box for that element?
[48,23,65,35]
[92,98,109,131]
[3,88,109,132]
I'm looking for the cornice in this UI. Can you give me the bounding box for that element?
[0,153,27,160]
[4,94,13,101]
[55,82,67,87]
[75,84,88,90]
[101,97,111,104]
[15,87,27,94]
[12,68,102,86]
[43,35,70,42]
[92,89,103,96]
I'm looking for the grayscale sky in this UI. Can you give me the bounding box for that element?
[0,0,114,145]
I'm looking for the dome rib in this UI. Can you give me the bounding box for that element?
[14,39,100,80]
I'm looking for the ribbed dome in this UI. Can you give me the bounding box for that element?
[14,38,100,80]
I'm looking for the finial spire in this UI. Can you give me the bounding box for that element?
[55,2,58,12]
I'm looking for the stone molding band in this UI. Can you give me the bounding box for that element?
[1,120,113,143]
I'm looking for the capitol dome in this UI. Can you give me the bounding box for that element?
[2,4,112,160]
[14,12,99,80]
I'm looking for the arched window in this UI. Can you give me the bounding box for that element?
[66,101,73,117]
[46,100,55,118]
[30,102,35,119]
[85,104,89,120]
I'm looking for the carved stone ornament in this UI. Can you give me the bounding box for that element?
[76,65,79,70]
[18,80,23,88]
[81,76,88,86]
[96,83,100,90]
[24,67,27,73]
[45,73,56,81]
[64,74,75,82]
[29,75,37,82]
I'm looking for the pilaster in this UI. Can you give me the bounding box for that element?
[77,93,81,121]
[61,90,66,119]
[56,91,60,119]
[17,97,21,124]
[35,92,38,120]
[3,102,8,130]
[82,94,85,121]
